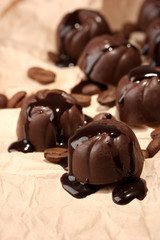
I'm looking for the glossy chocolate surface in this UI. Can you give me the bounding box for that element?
[78,34,141,86]
[116,65,160,124]
[112,178,148,205]
[56,9,111,62]
[16,89,84,151]
[67,118,144,185]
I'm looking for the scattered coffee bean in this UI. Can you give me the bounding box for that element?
[97,89,116,106]
[150,128,160,139]
[146,138,160,158]
[71,93,91,107]
[0,94,8,108]
[7,91,27,108]
[142,149,149,159]
[27,67,56,84]
[48,51,59,63]
[71,81,107,96]
[44,147,68,163]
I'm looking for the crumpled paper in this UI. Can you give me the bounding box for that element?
[1,0,160,239]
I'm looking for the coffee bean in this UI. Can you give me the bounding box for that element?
[48,51,59,63]
[71,81,106,96]
[44,147,68,163]
[146,138,160,158]
[142,149,149,159]
[0,94,8,108]
[150,128,160,139]
[7,91,27,108]
[27,67,56,84]
[71,93,91,107]
[97,89,116,106]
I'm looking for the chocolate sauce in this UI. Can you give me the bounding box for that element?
[59,158,68,171]
[8,139,35,153]
[84,114,93,125]
[61,173,100,198]
[26,92,81,148]
[128,65,160,82]
[112,178,147,205]
[85,43,137,76]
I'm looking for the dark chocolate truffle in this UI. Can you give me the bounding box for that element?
[68,118,144,185]
[78,34,141,86]
[142,18,160,66]
[138,0,160,31]
[16,89,85,151]
[116,65,160,125]
[56,9,111,62]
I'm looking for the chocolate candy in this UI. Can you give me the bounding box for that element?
[15,89,85,151]
[67,118,144,185]
[116,65,160,125]
[78,34,141,86]
[142,18,160,66]
[56,9,111,63]
[138,0,160,31]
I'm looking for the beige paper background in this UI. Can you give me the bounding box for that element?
[1,0,160,240]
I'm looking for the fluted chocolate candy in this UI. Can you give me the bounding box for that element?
[16,89,84,151]
[56,9,111,62]
[68,118,144,185]
[78,34,141,86]
[116,65,160,125]
[142,18,160,66]
[138,0,160,31]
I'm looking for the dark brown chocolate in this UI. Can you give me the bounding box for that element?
[13,89,85,152]
[116,65,160,125]
[67,118,144,185]
[142,18,160,66]
[78,34,141,86]
[56,9,111,64]
[138,0,160,31]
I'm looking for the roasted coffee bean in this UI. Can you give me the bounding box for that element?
[27,67,56,84]
[150,128,160,139]
[97,89,116,106]
[146,138,160,158]
[44,147,68,163]
[0,94,8,108]
[142,149,149,159]
[48,51,59,63]
[71,93,91,107]
[7,91,27,108]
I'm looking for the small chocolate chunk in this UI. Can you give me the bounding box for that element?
[27,67,56,84]
[44,147,68,163]
[7,91,27,108]
[147,138,160,158]
[71,93,91,107]
[142,149,149,159]
[151,128,160,139]
[97,89,116,106]
[0,94,8,108]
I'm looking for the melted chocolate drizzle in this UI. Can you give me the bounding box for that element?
[8,139,35,153]
[128,65,160,82]
[112,178,148,205]
[61,173,100,198]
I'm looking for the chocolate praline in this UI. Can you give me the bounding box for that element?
[56,9,111,63]
[78,34,141,86]
[138,0,160,31]
[68,118,144,185]
[16,89,85,151]
[142,18,160,66]
[116,65,160,125]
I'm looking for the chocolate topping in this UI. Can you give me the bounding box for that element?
[15,89,85,151]
[78,34,141,86]
[56,9,111,63]
[116,65,160,125]
[67,118,144,185]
